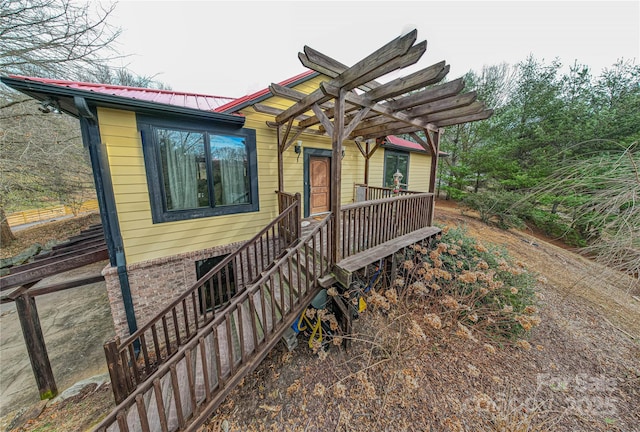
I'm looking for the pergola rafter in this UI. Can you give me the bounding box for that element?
[253,29,493,263]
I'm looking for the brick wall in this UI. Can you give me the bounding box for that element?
[102,241,244,339]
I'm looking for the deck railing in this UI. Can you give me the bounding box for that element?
[275,191,301,244]
[94,215,333,432]
[354,184,423,202]
[340,192,434,259]
[104,197,301,404]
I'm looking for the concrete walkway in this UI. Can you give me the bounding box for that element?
[0,260,115,418]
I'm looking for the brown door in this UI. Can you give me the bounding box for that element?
[309,156,330,215]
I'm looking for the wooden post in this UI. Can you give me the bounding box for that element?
[331,89,346,265]
[364,140,370,186]
[295,192,302,240]
[428,129,442,225]
[104,337,127,404]
[15,293,58,399]
[277,127,284,193]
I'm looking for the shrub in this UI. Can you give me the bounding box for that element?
[524,209,587,247]
[461,190,529,229]
[363,225,540,343]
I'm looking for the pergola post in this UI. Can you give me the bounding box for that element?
[428,129,442,225]
[331,89,346,264]
[364,139,370,185]
[277,127,284,193]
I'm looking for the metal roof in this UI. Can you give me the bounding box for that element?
[5,75,236,111]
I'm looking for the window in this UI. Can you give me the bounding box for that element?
[384,150,409,190]
[139,115,258,223]
[195,255,236,311]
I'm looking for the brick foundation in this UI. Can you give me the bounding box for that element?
[102,241,244,340]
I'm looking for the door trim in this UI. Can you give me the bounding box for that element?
[303,148,332,218]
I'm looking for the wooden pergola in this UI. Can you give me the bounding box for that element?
[255,29,493,264]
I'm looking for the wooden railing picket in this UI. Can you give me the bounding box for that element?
[340,192,433,260]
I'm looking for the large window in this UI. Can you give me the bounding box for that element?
[384,150,409,190]
[139,116,258,223]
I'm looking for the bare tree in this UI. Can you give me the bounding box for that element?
[0,0,121,78]
[0,0,121,245]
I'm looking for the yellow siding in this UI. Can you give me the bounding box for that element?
[369,150,385,188]
[408,152,432,191]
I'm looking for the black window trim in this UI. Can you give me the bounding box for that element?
[138,113,259,224]
[383,148,410,189]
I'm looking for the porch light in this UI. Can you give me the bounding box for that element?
[294,140,302,154]
[341,149,345,159]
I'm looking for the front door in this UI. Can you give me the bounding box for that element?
[309,156,330,215]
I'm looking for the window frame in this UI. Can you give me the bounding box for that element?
[383,149,410,190]
[138,114,259,223]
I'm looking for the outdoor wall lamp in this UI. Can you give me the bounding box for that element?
[294,140,302,154]
[341,149,346,159]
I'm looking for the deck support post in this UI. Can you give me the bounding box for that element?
[15,292,58,400]
[331,89,346,265]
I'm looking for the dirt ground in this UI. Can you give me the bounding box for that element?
[6,202,639,431]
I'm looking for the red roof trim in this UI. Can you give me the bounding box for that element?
[385,135,447,156]
[215,69,317,113]
[385,135,426,152]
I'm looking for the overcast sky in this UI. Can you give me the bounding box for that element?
[106,1,640,97]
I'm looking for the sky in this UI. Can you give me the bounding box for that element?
[106,1,640,98]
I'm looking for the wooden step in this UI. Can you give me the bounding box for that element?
[335,226,441,287]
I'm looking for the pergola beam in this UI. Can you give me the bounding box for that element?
[298,50,382,91]
[253,103,310,121]
[304,29,418,91]
[311,104,334,137]
[322,40,427,92]
[423,101,486,123]
[321,82,437,132]
[389,78,465,111]
[405,91,477,117]
[365,61,448,102]
[434,109,494,127]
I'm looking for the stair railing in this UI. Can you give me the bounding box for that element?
[104,197,301,404]
[94,214,333,432]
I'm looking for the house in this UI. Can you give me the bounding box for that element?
[0,72,465,340]
[1,30,492,430]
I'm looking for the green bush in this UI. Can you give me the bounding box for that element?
[524,209,587,247]
[460,190,529,229]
